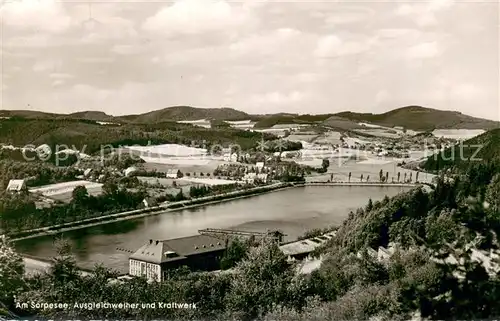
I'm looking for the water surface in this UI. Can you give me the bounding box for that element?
[16,186,410,273]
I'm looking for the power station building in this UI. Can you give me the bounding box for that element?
[129,234,226,282]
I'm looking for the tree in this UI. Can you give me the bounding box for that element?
[348,172,352,182]
[225,241,292,319]
[361,174,364,182]
[486,174,500,217]
[322,159,330,171]
[366,198,374,212]
[379,169,384,182]
[220,238,249,270]
[102,181,118,196]
[72,185,88,204]
[50,239,80,286]
[415,171,420,182]
[404,173,407,183]
[0,236,25,310]
[366,175,370,182]
[397,172,401,182]
[385,172,389,182]
[409,172,413,182]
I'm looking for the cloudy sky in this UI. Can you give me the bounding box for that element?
[0,0,498,120]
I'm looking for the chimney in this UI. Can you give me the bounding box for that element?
[149,239,153,244]
[156,240,159,245]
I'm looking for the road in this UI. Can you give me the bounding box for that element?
[23,257,90,277]
[23,257,51,276]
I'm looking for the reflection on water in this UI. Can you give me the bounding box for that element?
[15,186,410,274]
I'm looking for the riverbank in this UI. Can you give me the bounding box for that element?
[10,181,419,242]
[9,182,295,241]
[304,181,419,187]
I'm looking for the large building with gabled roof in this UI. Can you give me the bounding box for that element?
[129,234,226,281]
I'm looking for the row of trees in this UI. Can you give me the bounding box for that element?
[0,182,146,233]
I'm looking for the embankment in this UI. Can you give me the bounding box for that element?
[305,181,419,187]
[9,182,296,241]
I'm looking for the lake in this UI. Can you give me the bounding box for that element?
[15,186,410,274]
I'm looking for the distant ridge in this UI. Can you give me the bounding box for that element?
[0,105,497,130]
[333,106,499,131]
[0,106,250,123]
[120,106,250,122]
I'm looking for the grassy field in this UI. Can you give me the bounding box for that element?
[141,160,225,175]
[307,158,435,184]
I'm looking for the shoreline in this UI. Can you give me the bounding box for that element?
[10,181,418,242]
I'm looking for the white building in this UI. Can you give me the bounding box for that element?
[124,166,137,177]
[166,169,181,179]
[243,173,269,184]
[129,235,226,282]
[6,179,26,192]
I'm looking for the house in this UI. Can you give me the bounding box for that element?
[83,168,92,177]
[243,173,269,184]
[129,234,227,282]
[166,169,182,179]
[6,179,26,192]
[124,166,137,177]
[142,197,158,208]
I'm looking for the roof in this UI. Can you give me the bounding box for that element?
[6,179,25,191]
[280,231,336,256]
[130,234,226,264]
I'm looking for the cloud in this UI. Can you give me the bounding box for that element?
[407,42,441,59]
[251,91,306,105]
[229,28,303,58]
[314,35,376,58]
[111,45,146,56]
[375,90,390,104]
[324,6,374,25]
[1,0,72,33]
[49,73,74,80]
[451,83,485,100]
[33,60,63,73]
[395,0,454,27]
[142,0,255,36]
[81,17,137,44]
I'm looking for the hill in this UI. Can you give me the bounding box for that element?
[0,106,251,123]
[0,109,60,119]
[0,118,276,155]
[1,105,498,130]
[67,111,116,122]
[422,128,500,171]
[322,115,366,131]
[120,106,250,123]
[334,106,500,131]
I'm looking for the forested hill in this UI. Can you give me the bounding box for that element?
[334,106,500,131]
[423,128,500,171]
[0,118,276,153]
[2,105,497,130]
[0,106,251,123]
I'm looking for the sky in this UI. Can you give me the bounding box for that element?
[0,0,499,120]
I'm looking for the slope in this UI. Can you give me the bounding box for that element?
[334,106,499,131]
[422,127,500,171]
[121,106,251,122]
